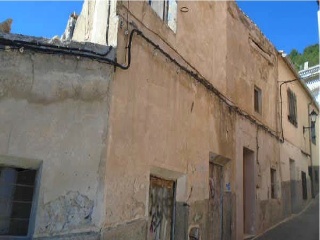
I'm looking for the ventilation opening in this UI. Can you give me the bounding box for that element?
[0,167,37,236]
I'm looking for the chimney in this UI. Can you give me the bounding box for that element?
[304,61,309,70]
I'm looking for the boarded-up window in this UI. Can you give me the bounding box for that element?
[149,0,177,32]
[270,168,277,199]
[148,176,175,240]
[254,86,262,114]
[301,171,307,200]
[287,89,298,127]
[0,167,37,236]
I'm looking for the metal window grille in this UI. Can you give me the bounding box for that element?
[0,167,37,236]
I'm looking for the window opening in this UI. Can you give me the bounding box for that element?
[287,88,298,127]
[0,167,37,236]
[148,0,177,32]
[270,168,277,199]
[254,86,262,114]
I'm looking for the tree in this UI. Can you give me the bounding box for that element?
[288,44,319,71]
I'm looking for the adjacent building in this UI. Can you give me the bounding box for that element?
[299,63,320,197]
[0,1,318,240]
[299,64,320,103]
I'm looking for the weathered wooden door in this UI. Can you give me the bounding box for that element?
[148,176,175,240]
[209,163,223,240]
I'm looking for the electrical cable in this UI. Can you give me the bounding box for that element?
[0,35,129,69]
[0,29,280,141]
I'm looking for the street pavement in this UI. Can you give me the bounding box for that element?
[255,196,319,240]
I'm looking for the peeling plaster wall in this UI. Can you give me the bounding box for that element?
[226,2,278,131]
[104,1,236,239]
[101,1,318,240]
[116,1,228,95]
[0,49,113,238]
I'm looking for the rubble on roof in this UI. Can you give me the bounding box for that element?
[0,32,115,60]
[61,12,78,41]
[0,18,13,34]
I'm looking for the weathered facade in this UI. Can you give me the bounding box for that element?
[0,1,319,240]
[0,36,114,239]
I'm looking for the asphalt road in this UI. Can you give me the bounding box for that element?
[255,196,319,240]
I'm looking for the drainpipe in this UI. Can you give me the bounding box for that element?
[308,102,315,198]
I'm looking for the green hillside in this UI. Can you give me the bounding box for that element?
[288,44,319,71]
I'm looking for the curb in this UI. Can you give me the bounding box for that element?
[252,194,319,240]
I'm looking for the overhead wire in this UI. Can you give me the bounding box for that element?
[0,28,281,141]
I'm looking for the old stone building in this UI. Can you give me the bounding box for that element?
[0,1,318,240]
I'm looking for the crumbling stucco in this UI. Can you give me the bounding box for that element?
[0,50,113,104]
[38,191,94,234]
[0,36,113,238]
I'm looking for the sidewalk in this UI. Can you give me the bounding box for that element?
[255,195,319,240]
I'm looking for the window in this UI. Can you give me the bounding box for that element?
[270,168,277,199]
[301,171,307,200]
[287,88,298,127]
[311,121,316,144]
[148,0,177,32]
[148,176,175,240]
[254,86,262,114]
[0,167,37,237]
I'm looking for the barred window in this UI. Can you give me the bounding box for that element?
[287,89,298,127]
[0,167,37,237]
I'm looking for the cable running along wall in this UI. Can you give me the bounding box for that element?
[0,29,281,141]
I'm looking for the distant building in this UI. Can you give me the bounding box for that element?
[299,63,320,103]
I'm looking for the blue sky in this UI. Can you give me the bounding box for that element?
[0,1,83,38]
[0,1,318,54]
[237,1,319,54]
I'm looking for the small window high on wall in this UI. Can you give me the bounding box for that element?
[148,0,177,32]
[0,167,37,237]
[254,86,262,114]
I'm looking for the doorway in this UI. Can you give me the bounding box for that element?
[243,148,255,237]
[289,159,296,213]
[208,162,223,240]
[148,176,175,240]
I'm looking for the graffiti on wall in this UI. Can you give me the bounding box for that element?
[148,176,175,240]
